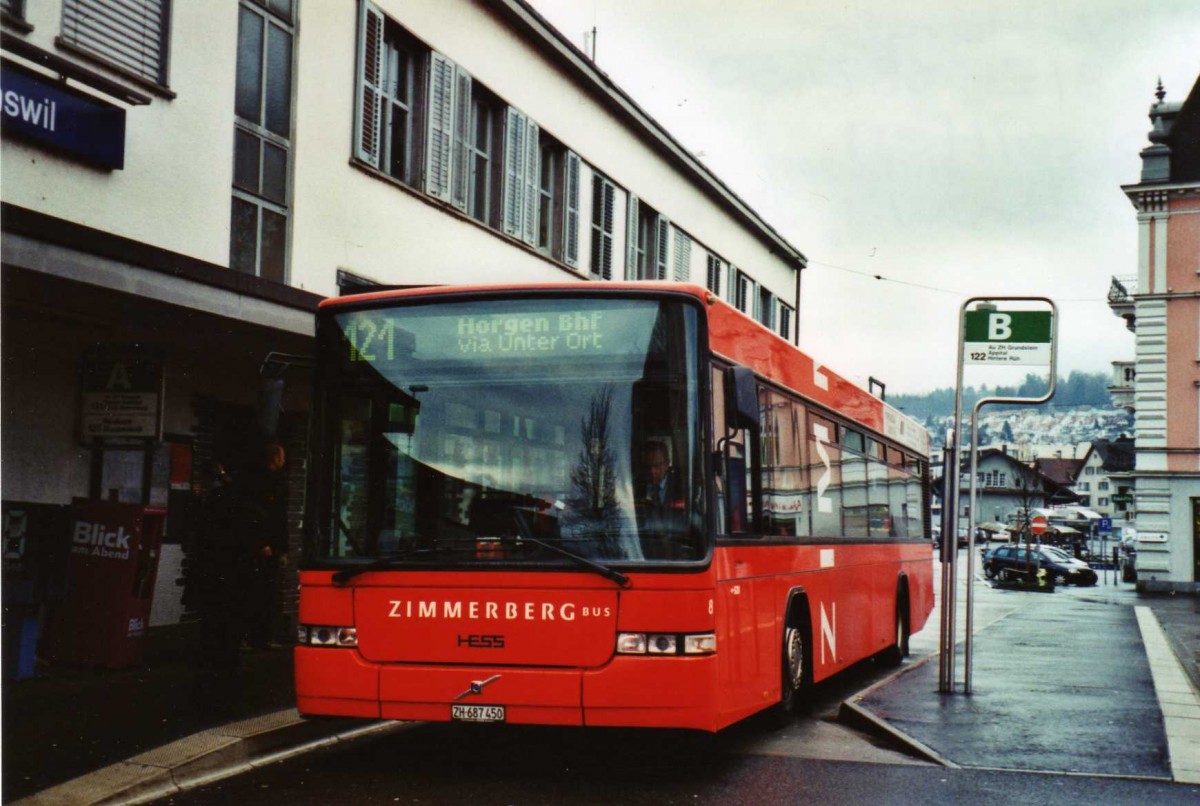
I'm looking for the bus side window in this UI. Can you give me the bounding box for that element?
[725,439,748,533]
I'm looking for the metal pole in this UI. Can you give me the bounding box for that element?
[964,401,983,694]
[938,440,960,692]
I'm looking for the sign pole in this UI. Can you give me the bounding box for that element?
[938,430,958,693]
[952,297,1057,695]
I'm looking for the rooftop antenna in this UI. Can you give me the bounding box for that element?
[584,26,597,61]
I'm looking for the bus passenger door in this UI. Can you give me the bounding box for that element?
[714,547,786,724]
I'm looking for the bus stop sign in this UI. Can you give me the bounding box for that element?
[964,310,1052,366]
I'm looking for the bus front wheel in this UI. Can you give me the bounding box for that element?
[776,622,811,718]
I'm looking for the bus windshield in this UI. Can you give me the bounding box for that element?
[311,295,705,567]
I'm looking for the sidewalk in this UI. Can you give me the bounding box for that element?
[846,587,1200,785]
[3,588,1197,804]
[1,626,390,804]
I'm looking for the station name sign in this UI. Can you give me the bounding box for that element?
[1,61,126,170]
[963,310,1052,366]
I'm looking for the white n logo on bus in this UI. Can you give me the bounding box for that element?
[813,361,830,391]
[813,423,833,514]
[820,601,837,665]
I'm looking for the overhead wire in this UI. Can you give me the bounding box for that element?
[805,258,1109,303]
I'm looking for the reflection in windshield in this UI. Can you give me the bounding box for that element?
[314,297,703,566]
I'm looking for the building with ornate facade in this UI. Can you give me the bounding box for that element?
[1107,76,1200,593]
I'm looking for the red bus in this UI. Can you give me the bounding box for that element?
[296,282,933,732]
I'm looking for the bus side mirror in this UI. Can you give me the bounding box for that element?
[726,365,759,432]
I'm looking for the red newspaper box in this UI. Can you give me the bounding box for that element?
[46,499,165,668]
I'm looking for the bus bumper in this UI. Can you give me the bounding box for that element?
[295,648,719,731]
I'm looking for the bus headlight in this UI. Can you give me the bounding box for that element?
[616,632,715,655]
[299,625,358,647]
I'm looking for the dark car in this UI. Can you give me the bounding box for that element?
[983,544,1098,587]
[933,526,969,552]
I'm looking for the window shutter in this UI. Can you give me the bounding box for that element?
[450,67,472,211]
[354,1,385,167]
[625,193,639,280]
[62,0,168,85]
[600,180,615,280]
[655,217,671,280]
[591,177,614,280]
[503,107,526,237]
[425,51,456,202]
[727,264,740,304]
[563,151,581,266]
[522,118,540,246]
[672,229,692,281]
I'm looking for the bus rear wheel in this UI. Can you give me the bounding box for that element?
[882,595,909,667]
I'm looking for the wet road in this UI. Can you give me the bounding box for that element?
[151,556,1199,805]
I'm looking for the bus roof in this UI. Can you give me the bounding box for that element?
[320,282,929,457]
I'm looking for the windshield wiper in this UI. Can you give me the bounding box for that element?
[330,546,457,584]
[510,509,631,588]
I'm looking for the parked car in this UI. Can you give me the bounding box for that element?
[983,544,1098,587]
[932,526,969,551]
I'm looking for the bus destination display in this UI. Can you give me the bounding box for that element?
[340,308,618,365]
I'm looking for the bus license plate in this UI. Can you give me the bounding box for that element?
[451,704,505,723]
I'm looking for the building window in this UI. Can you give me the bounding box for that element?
[465,89,504,225]
[706,253,722,295]
[231,0,294,282]
[1078,482,1089,492]
[626,198,669,280]
[536,136,561,255]
[590,174,616,279]
[758,287,775,329]
[778,303,793,340]
[1099,497,1109,507]
[62,0,170,86]
[734,271,753,314]
[1085,467,1095,475]
[355,2,427,185]
[380,34,418,183]
[2,0,26,21]
[1098,481,1109,491]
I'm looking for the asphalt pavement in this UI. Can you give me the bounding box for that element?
[4,568,1198,805]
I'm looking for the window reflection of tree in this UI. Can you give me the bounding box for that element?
[563,386,642,559]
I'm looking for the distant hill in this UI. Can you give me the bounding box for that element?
[890,371,1115,423]
[887,372,1132,451]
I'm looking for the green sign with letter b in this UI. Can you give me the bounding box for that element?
[963,310,1052,365]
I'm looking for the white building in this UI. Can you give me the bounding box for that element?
[1,1,806,635]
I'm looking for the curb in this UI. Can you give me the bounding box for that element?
[838,652,960,769]
[10,711,404,806]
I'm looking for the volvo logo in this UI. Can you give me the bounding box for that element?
[454,674,501,701]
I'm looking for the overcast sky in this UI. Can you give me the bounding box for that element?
[526,0,1199,395]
